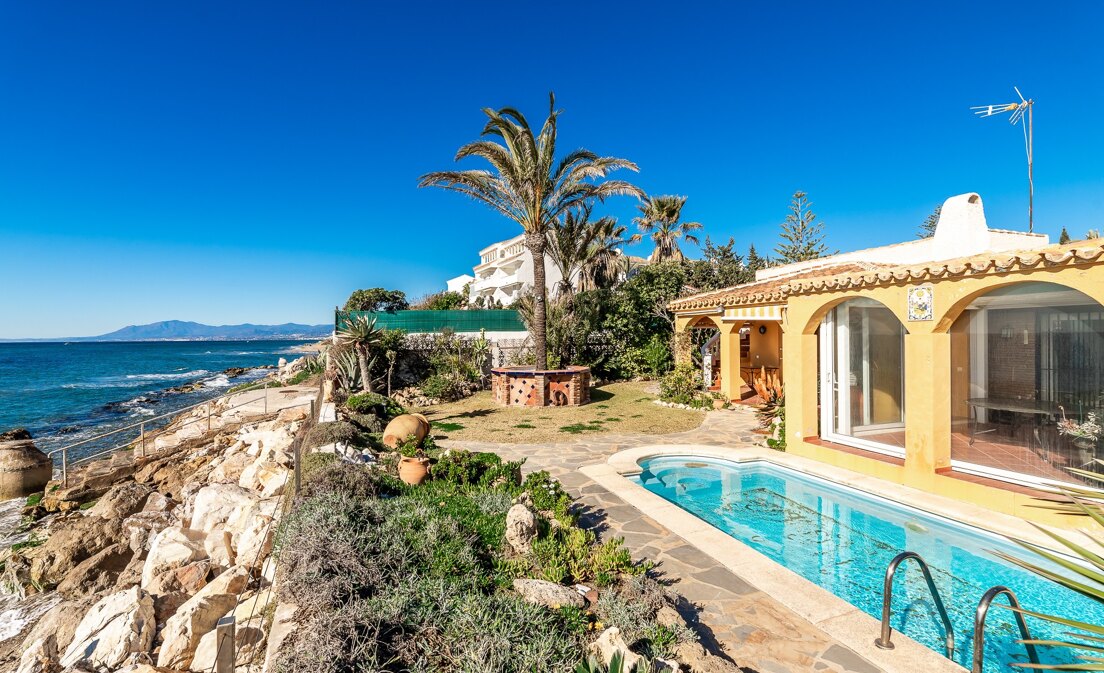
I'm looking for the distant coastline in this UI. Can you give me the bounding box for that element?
[0,319,332,343]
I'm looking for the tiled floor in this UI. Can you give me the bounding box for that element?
[864,425,1090,483]
[441,409,884,673]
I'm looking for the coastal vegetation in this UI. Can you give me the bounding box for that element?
[634,195,703,263]
[273,452,701,673]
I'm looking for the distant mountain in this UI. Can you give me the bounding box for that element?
[90,320,332,341]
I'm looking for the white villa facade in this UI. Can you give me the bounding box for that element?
[447,234,563,306]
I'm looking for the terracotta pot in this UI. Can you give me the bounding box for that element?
[398,456,430,485]
[383,414,430,448]
[712,399,727,410]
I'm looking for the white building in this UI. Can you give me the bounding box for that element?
[447,234,563,306]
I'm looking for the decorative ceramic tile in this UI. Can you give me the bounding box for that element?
[907,285,934,321]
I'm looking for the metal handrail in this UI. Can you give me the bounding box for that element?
[46,377,290,486]
[874,551,956,659]
[973,586,1041,673]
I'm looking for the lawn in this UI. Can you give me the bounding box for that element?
[421,381,705,443]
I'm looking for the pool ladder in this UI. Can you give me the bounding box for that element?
[874,551,1042,672]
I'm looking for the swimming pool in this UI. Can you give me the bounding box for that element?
[631,456,1099,672]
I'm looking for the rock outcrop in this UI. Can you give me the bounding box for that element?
[512,578,585,609]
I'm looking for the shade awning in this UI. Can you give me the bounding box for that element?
[721,305,784,322]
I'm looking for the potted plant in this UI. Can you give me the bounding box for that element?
[396,433,430,485]
[710,391,729,410]
[1057,407,1102,451]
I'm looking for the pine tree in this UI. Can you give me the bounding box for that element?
[918,205,941,238]
[775,191,833,263]
[1059,227,1071,244]
[746,244,769,273]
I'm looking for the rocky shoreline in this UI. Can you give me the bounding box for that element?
[0,369,320,673]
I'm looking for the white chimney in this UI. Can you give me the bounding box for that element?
[933,193,989,252]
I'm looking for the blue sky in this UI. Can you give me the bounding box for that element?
[2,1,1102,338]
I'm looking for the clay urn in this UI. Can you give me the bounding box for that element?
[0,429,53,500]
[382,414,431,449]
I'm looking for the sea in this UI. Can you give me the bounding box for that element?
[0,340,313,464]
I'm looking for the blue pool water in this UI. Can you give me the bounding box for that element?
[632,456,1100,672]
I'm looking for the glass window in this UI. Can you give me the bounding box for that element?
[820,299,907,454]
[950,282,1104,486]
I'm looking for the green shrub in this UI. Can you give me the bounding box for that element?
[303,421,360,449]
[528,527,644,587]
[522,471,573,519]
[24,493,42,508]
[767,406,786,451]
[345,412,382,433]
[431,449,523,488]
[300,451,338,482]
[422,373,469,401]
[345,392,404,420]
[596,577,696,659]
[659,363,705,406]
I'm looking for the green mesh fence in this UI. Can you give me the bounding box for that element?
[335,309,527,333]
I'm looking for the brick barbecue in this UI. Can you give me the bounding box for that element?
[490,365,591,407]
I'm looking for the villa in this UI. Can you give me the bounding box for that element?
[446,234,564,306]
[671,193,1104,528]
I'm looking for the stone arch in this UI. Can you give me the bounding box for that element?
[934,274,1104,333]
[799,292,911,335]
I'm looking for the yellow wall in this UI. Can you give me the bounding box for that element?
[781,265,1104,532]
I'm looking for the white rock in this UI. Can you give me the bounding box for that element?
[189,590,272,672]
[15,634,56,673]
[190,484,258,535]
[141,526,206,587]
[59,586,155,670]
[124,510,175,554]
[505,502,538,554]
[142,491,174,512]
[235,513,274,569]
[204,530,233,568]
[589,627,644,673]
[512,579,585,608]
[156,566,249,670]
[239,459,287,497]
[262,603,298,673]
[208,452,252,484]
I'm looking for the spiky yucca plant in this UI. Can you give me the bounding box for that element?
[336,315,382,393]
[999,467,1104,670]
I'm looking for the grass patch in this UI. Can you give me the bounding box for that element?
[559,423,605,435]
[78,500,97,511]
[25,493,42,507]
[431,421,466,432]
[418,382,703,444]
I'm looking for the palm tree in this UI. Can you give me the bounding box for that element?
[336,315,382,393]
[547,204,640,297]
[633,195,702,262]
[419,93,642,369]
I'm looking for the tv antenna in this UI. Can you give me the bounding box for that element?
[971,87,1034,232]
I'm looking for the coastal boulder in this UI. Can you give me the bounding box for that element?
[189,484,257,535]
[55,542,134,599]
[207,452,251,483]
[59,586,155,670]
[589,627,645,672]
[146,560,212,622]
[87,481,151,521]
[156,566,249,670]
[190,590,271,671]
[28,513,123,588]
[238,459,286,497]
[141,526,207,587]
[0,429,52,501]
[14,634,56,673]
[235,512,274,569]
[124,510,175,554]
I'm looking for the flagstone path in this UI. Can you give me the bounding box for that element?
[441,407,884,673]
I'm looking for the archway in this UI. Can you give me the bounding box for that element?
[818,297,909,456]
[946,281,1104,485]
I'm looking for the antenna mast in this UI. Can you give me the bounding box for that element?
[971,88,1034,232]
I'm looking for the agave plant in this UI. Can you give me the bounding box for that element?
[575,651,651,673]
[997,466,1104,669]
[337,315,382,393]
[332,348,367,394]
[751,367,784,428]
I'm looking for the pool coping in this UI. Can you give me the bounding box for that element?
[581,444,1088,673]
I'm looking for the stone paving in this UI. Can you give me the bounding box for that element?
[442,407,884,673]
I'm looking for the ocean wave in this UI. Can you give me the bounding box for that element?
[125,370,209,381]
[203,374,231,388]
[62,380,149,390]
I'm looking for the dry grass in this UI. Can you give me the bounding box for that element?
[421,381,704,443]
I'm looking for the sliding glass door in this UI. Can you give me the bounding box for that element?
[820,299,907,455]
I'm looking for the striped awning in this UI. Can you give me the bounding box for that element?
[721,305,784,322]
